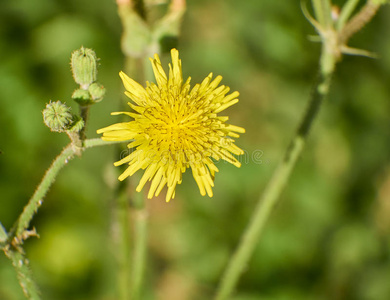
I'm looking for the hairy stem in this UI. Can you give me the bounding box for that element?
[12,139,123,239]
[214,40,336,300]
[79,105,91,141]
[84,138,124,148]
[14,144,74,238]
[339,0,381,44]
[4,138,125,299]
[4,248,41,300]
[337,0,360,31]
[311,0,333,28]
[116,190,131,300]
[130,193,148,300]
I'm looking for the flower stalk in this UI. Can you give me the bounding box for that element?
[214,0,385,299]
[3,138,124,299]
[116,189,131,300]
[336,0,360,30]
[4,249,41,300]
[214,58,334,300]
[130,192,148,300]
[339,0,381,45]
[79,105,90,141]
[14,144,74,239]
[112,2,186,297]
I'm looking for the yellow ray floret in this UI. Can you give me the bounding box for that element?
[97,48,245,202]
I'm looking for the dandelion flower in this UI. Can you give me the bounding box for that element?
[97,49,245,202]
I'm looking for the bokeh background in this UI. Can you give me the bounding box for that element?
[1,0,390,299]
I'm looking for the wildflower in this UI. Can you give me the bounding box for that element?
[97,49,245,202]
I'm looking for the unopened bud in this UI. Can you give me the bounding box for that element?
[88,82,106,102]
[72,88,91,105]
[42,101,73,132]
[68,116,85,132]
[71,47,98,87]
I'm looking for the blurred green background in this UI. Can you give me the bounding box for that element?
[1,0,390,299]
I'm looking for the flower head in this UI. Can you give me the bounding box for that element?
[98,49,245,202]
[43,101,73,132]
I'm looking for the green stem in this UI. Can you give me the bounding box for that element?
[4,138,125,299]
[114,33,153,300]
[79,105,90,141]
[4,248,41,300]
[127,46,154,300]
[13,139,124,239]
[117,190,131,300]
[339,0,381,45]
[84,138,125,148]
[337,0,360,31]
[110,54,139,300]
[311,0,333,28]
[15,144,74,238]
[214,48,336,300]
[130,193,148,300]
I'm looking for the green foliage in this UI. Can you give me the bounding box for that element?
[1,0,390,299]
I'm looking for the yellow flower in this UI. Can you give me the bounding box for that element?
[97,49,245,202]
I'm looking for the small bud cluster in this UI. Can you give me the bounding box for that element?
[43,47,105,137]
[71,47,106,105]
[42,101,84,133]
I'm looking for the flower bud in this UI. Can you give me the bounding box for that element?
[88,82,106,102]
[42,101,73,132]
[71,47,98,87]
[72,88,91,105]
[68,116,85,132]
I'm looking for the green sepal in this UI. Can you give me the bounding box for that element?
[0,222,7,242]
[152,1,186,54]
[72,88,91,105]
[88,82,105,102]
[68,116,85,132]
[119,6,151,58]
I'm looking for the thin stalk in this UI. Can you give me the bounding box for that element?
[4,249,41,300]
[339,0,381,45]
[12,139,124,239]
[4,138,125,299]
[130,192,148,300]
[337,0,360,31]
[127,44,156,300]
[115,34,153,299]
[311,0,333,28]
[127,49,152,300]
[14,144,74,238]
[79,105,91,141]
[117,190,131,300]
[214,45,336,300]
[84,138,124,148]
[110,53,140,300]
